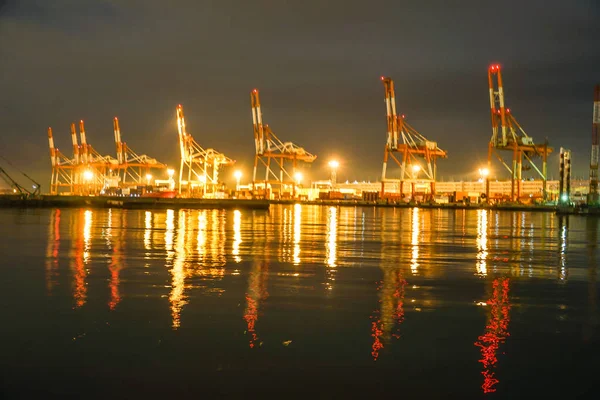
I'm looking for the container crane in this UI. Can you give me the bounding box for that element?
[487,64,552,202]
[76,120,118,195]
[113,117,167,188]
[47,127,77,194]
[176,105,235,197]
[250,89,316,199]
[380,77,447,200]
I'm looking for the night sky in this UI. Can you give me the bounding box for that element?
[1,0,598,188]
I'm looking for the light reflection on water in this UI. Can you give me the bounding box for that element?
[2,205,599,397]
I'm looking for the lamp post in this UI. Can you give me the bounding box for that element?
[410,165,420,199]
[167,168,175,190]
[479,167,490,203]
[328,160,339,189]
[234,170,242,193]
[83,169,94,195]
[294,172,303,200]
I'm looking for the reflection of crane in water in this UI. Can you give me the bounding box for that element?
[45,209,61,294]
[107,210,126,310]
[474,277,511,394]
[244,261,269,348]
[370,268,407,361]
[68,209,91,308]
[169,210,188,329]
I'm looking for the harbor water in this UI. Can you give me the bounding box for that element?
[0,205,598,398]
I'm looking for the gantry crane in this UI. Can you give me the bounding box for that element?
[250,89,316,199]
[47,126,78,194]
[380,77,447,199]
[113,117,167,188]
[75,120,118,195]
[176,105,235,197]
[487,64,552,202]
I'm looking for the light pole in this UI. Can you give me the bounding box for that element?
[411,164,421,177]
[146,173,153,186]
[167,168,175,190]
[83,169,94,195]
[294,172,303,199]
[234,170,242,193]
[328,160,339,189]
[411,165,420,199]
[479,167,490,203]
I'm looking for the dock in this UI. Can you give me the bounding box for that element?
[0,195,270,210]
[2,194,600,215]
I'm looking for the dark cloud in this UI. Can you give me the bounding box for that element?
[0,0,598,188]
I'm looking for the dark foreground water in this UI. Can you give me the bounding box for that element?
[0,205,598,399]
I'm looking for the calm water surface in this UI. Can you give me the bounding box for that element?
[0,205,598,398]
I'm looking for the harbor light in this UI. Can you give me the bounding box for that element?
[328,160,339,186]
[234,170,242,192]
[479,168,490,177]
[412,165,421,173]
[146,174,153,185]
[83,170,94,181]
[167,168,175,178]
[294,172,303,185]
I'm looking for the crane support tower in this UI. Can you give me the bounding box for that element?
[487,64,552,202]
[250,89,317,199]
[113,117,167,188]
[176,105,235,198]
[588,85,600,205]
[380,77,447,200]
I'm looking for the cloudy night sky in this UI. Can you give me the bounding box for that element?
[0,0,598,188]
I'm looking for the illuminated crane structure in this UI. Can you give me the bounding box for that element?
[48,126,77,194]
[176,105,235,197]
[250,89,317,199]
[380,77,447,200]
[47,121,118,195]
[487,64,552,202]
[76,120,118,195]
[113,117,167,188]
[588,85,599,205]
